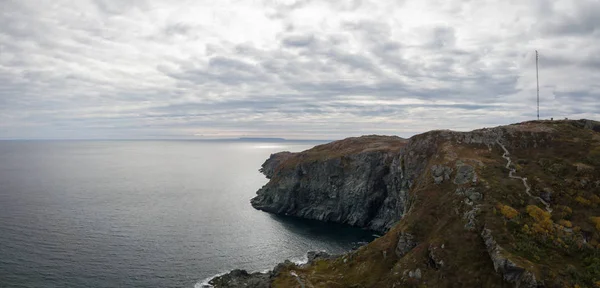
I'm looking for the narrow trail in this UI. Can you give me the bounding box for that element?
[496,140,552,213]
[290,271,306,288]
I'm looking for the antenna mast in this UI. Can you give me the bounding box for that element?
[536,50,539,120]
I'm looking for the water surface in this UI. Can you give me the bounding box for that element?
[0,141,373,287]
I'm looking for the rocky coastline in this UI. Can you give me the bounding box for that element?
[207,119,600,288]
[204,251,335,288]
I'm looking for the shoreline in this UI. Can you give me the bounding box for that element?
[198,250,337,288]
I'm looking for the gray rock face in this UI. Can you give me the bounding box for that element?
[395,232,417,258]
[251,147,416,232]
[408,268,422,279]
[540,188,553,203]
[481,229,538,288]
[207,269,270,288]
[431,165,453,184]
[306,251,333,263]
[428,244,444,269]
[463,206,481,231]
[456,187,482,201]
[453,164,474,184]
[577,119,600,132]
[208,259,299,288]
[259,152,294,179]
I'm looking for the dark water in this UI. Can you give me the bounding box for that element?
[0,141,373,288]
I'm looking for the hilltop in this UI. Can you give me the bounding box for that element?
[210,119,600,288]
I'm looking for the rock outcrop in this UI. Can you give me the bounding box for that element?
[251,135,413,232]
[206,270,270,288]
[481,229,538,288]
[395,232,416,258]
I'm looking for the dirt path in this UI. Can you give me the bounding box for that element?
[290,271,306,288]
[496,140,552,212]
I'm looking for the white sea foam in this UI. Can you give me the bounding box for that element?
[290,253,309,265]
[194,272,228,288]
[194,251,324,287]
[193,267,273,288]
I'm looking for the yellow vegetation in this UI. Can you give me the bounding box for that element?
[526,205,554,234]
[498,204,519,220]
[576,196,592,206]
[590,217,600,231]
[558,220,573,228]
[527,205,551,222]
[591,195,600,205]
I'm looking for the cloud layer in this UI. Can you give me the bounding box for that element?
[1,0,599,139]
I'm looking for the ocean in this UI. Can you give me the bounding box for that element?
[0,140,374,287]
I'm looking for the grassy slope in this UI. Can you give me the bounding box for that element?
[269,120,600,288]
[483,121,600,287]
[275,135,407,170]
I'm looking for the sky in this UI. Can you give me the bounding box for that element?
[1,0,599,140]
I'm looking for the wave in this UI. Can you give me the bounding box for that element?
[193,251,313,287]
[194,271,228,288]
[289,253,309,265]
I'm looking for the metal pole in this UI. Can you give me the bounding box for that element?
[536,50,539,120]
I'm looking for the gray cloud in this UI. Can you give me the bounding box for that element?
[538,0,600,36]
[281,34,315,47]
[0,0,599,139]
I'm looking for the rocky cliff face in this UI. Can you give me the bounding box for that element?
[250,135,413,232]
[250,121,558,233]
[213,119,600,288]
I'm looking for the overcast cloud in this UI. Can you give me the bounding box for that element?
[1,0,599,139]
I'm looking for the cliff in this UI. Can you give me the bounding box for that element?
[251,135,411,232]
[211,119,600,288]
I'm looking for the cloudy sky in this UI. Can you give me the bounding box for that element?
[1,0,599,140]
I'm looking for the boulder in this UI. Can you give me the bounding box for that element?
[395,232,416,258]
[431,165,453,184]
[454,164,475,185]
[481,229,538,288]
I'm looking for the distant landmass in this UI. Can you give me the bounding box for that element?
[192,137,329,143]
[237,137,287,142]
[236,137,328,143]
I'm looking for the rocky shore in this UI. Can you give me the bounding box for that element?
[204,251,334,288]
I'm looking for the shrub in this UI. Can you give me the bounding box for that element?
[498,204,519,220]
[576,196,592,206]
[527,205,554,234]
[558,220,573,228]
[590,217,600,231]
[527,205,551,222]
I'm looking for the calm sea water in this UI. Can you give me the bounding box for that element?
[0,141,373,288]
